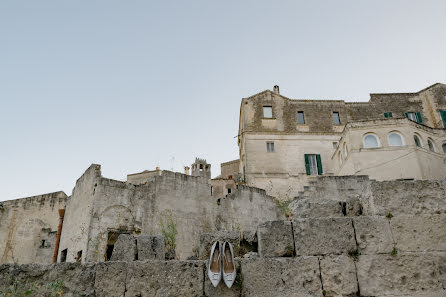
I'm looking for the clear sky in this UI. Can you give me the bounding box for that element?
[1,0,446,201]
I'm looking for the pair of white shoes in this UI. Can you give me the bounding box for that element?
[207,241,237,288]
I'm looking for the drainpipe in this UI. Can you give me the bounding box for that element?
[52,209,65,263]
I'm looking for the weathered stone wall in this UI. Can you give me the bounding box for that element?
[2,214,445,296]
[0,192,67,264]
[59,165,281,263]
[220,159,240,179]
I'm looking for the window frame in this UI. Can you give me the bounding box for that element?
[332,112,341,125]
[442,143,446,154]
[387,132,404,147]
[266,141,275,153]
[363,133,381,148]
[304,154,323,176]
[297,111,305,124]
[263,106,273,118]
[384,112,393,118]
[414,134,423,148]
[427,138,437,152]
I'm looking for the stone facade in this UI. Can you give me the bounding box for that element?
[238,83,446,199]
[0,192,67,264]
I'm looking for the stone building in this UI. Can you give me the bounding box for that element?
[237,83,446,199]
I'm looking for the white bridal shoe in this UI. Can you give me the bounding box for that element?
[208,241,222,287]
[222,241,236,288]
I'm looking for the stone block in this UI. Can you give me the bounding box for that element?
[0,263,96,297]
[356,253,444,296]
[198,231,240,260]
[137,235,164,260]
[353,216,393,254]
[241,257,323,297]
[257,220,294,257]
[345,196,363,216]
[319,255,358,297]
[94,262,127,297]
[293,218,356,256]
[391,214,446,252]
[289,198,344,218]
[110,234,137,262]
[125,260,204,297]
[371,180,446,216]
[204,260,240,297]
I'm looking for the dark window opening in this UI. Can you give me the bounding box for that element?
[106,245,114,261]
[40,240,46,248]
[105,230,130,261]
[228,188,232,194]
[76,250,82,262]
[60,249,67,262]
[210,186,213,196]
[217,198,221,206]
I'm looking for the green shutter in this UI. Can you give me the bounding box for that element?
[416,112,423,124]
[304,154,310,175]
[404,112,409,119]
[316,154,323,175]
[440,111,446,128]
[384,112,393,118]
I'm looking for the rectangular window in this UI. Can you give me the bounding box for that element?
[60,249,67,262]
[227,188,232,194]
[440,110,446,128]
[333,112,341,125]
[263,106,273,118]
[384,112,393,118]
[297,111,305,124]
[405,112,423,124]
[266,142,274,152]
[304,154,323,176]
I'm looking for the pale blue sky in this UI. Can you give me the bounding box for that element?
[1,0,446,201]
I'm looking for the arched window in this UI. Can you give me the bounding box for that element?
[363,134,380,148]
[343,143,348,158]
[442,143,446,154]
[388,132,404,146]
[428,138,437,152]
[414,134,423,148]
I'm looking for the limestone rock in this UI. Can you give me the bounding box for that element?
[390,214,446,252]
[345,196,363,217]
[204,260,240,297]
[371,180,446,216]
[257,220,294,257]
[110,234,137,262]
[319,255,358,297]
[94,262,127,297]
[125,260,204,297]
[353,216,393,254]
[356,253,444,296]
[198,231,240,260]
[289,198,344,218]
[293,218,356,256]
[241,257,323,297]
[137,235,164,260]
[0,263,95,297]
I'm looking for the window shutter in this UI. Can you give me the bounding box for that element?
[316,154,323,175]
[404,112,409,119]
[440,111,446,128]
[416,112,423,124]
[304,154,310,175]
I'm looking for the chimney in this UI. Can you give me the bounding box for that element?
[273,85,280,94]
[184,166,190,175]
